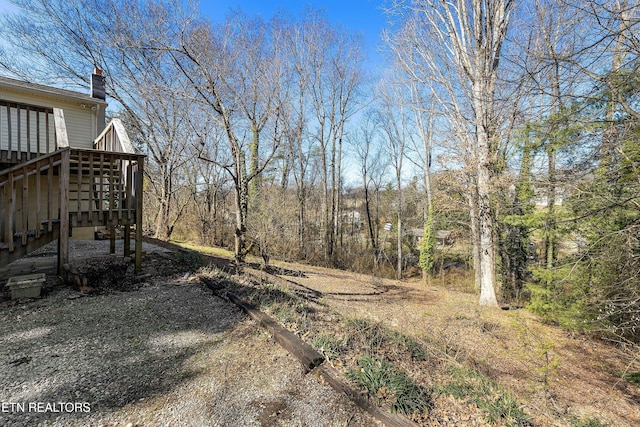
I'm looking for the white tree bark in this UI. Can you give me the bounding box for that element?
[387,0,515,305]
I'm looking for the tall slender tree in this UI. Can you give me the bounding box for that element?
[297,11,364,261]
[387,0,515,305]
[378,76,410,279]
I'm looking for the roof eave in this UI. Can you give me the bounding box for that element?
[0,76,108,106]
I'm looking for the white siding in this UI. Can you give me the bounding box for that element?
[0,86,102,151]
[0,105,55,153]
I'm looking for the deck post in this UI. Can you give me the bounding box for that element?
[58,149,70,278]
[135,158,144,274]
[7,171,15,252]
[124,223,131,257]
[53,108,69,148]
[109,224,116,254]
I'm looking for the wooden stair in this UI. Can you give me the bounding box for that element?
[0,222,60,267]
[1,104,144,275]
[1,148,144,274]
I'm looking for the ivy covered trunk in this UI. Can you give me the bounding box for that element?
[473,80,499,307]
[233,149,250,264]
[419,205,436,285]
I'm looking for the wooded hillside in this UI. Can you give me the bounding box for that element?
[1,0,639,343]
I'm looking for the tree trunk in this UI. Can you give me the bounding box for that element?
[396,214,403,279]
[249,124,261,203]
[474,82,498,306]
[545,50,561,269]
[396,166,403,280]
[154,169,172,240]
[335,135,343,250]
[545,145,557,270]
[476,163,497,305]
[297,186,307,258]
[468,188,482,291]
[364,179,377,252]
[234,151,249,264]
[419,97,434,284]
[602,0,629,176]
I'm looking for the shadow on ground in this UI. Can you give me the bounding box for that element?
[0,270,243,426]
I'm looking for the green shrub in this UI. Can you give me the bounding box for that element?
[625,371,640,384]
[437,367,531,426]
[347,355,431,416]
[343,318,388,352]
[387,330,428,361]
[312,334,346,360]
[569,416,609,427]
[175,250,202,269]
[343,318,429,361]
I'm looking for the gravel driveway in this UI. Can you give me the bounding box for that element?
[0,246,377,426]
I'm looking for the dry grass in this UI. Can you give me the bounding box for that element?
[214,257,640,427]
[170,239,235,259]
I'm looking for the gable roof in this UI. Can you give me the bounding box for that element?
[0,75,107,106]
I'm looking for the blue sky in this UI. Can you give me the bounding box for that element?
[0,0,388,70]
[200,0,388,69]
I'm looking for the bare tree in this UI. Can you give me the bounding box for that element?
[186,123,231,246]
[279,14,318,259]
[295,11,365,262]
[1,0,202,240]
[351,112,388,264]
[387,0,515,305]
[377,76,411,279]
[402,81,437,282]
[170,15,288,263]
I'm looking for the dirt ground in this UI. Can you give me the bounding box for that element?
[255,260,640,426]
[0,247,380,427]
[3,240,640,426]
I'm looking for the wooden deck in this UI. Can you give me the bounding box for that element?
[0,105,145,276]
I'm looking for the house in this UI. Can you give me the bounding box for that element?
[341,210,361,223]
[408,228,455,248]
[0,70,144,275]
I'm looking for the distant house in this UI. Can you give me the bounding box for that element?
[341,210,361,223]
[0,71,145,274]
[534,194,564,208]
[531,176,571,208]
[408,228,454,248]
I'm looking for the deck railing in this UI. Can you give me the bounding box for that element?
[68,148,144,226]
[0,100,61,163]
[1,114,144,273]
[0,147,144,271]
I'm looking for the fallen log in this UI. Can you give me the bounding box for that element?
[226,291,325,372]
[202,277,420,427]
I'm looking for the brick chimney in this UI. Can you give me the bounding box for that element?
[90,68,107,133]
[91,67,106,100]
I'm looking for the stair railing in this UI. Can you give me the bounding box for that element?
[92,118,144,272]
[1,114,144,273]
[0,108,71,269]
[0,100,63,164]
[93,118,135,154]
[0,149,69,265]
